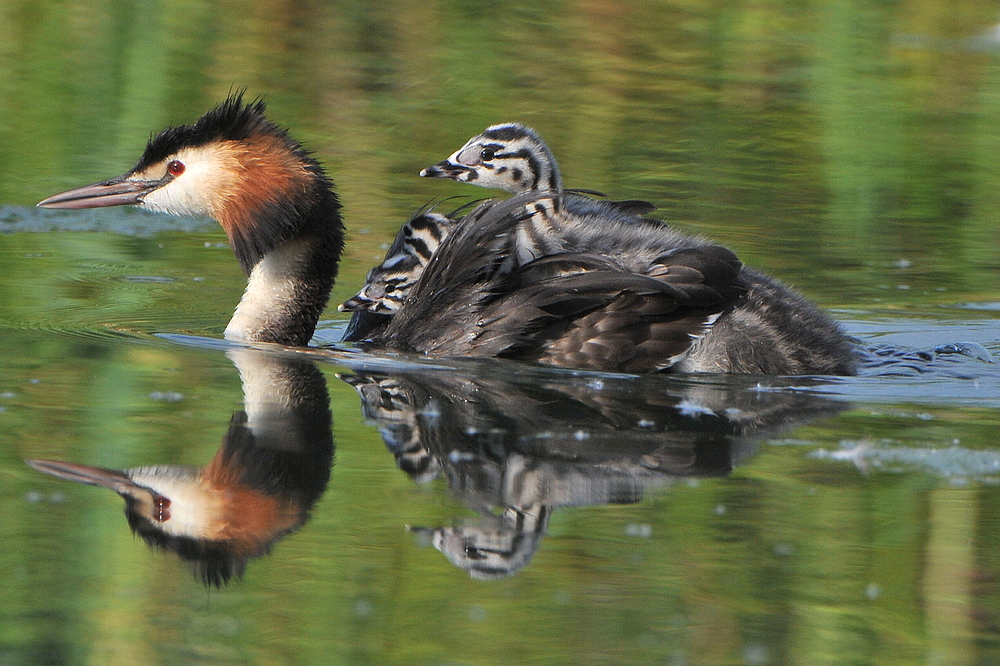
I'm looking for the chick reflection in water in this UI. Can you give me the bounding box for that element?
[27,350,333,587]
[344,367,842,579]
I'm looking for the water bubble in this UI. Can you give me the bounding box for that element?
[743,644,770,665]
[354,599,373,618]
[624,523,652,538]
[676,399,715,417]
[149,391,184,402]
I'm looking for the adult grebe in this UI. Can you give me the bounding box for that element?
[38,95,856,375]
[38,95,344,348]
[27,349,334,587]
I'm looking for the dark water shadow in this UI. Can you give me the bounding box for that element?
[339,362,845,578]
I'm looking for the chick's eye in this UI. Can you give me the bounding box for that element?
[480,148,496,161]
[167,160,185,176]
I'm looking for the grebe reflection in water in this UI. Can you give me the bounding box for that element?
[28,350,333,587]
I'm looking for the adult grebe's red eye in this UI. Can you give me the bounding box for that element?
[167,160,185,176]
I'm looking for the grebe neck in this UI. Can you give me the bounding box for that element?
[226,232,339,347]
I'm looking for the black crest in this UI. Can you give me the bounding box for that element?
[126,92,343,290]
[132,92,293,173]
[482,122,538,143]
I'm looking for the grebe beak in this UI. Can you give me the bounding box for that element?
[37,174,163,210]
[26,459,141,494]
[419,161,473,180]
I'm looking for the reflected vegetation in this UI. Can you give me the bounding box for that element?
[6,0,1000,308]
[343,364,843,578]
[27,349,333,587]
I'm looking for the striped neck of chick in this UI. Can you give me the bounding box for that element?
[339,208,457,315]
[420,122,562,195]
[341,124,563,326]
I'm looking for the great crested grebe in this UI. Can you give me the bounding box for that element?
[38,94,344,348]
[373,190,856,374]
[38,95,856,375]
[340,122,654,317]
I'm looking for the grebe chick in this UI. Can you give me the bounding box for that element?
[338,203,468,317]
[38,94,344,347]
[419,121,656,216]
[342,122,652,319]
[341,122,562,318]
[421,122,561,192]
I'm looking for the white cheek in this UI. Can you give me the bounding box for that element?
[129,468,222,538]
[137,146,239,219]
[140,185,209,218]
[474,170,520,192]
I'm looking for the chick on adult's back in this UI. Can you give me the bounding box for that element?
[340,123,563,319]
[340,122,654,321]
[377,191,856,375]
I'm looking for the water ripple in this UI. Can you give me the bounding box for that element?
[0,205,215,235]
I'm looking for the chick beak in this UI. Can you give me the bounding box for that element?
[419,160,472,180]
[37,174,161,209]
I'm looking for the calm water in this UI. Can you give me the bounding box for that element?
[3,1,1000,664]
